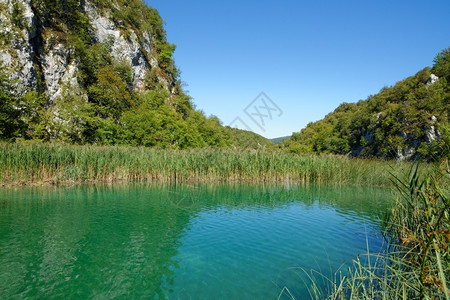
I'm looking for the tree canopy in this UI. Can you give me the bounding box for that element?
[281,48,450,160]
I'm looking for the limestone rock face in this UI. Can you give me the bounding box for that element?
[0,0,38,94]
[427,74,439,86]
[425,116,441,144]
[0,0,170,101]
[396,147,415,161]
[42,43,71,103]
[83,1,161,91]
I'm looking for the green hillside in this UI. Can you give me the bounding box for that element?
[281,49,450,160]
[226,127,274,149]
[270,136,290,145]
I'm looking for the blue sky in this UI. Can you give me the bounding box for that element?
[147,0,450,139]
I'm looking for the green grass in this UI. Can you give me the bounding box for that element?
[0,142,426,187]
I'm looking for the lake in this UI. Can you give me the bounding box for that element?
[0,183,392,299]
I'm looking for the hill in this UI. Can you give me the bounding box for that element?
[226,127,274,149]
[0,0,232,148]
[270,136,290,145]
[281,49,449,160]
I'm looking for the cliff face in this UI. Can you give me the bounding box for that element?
[0,0,234,148]
[0,0,171,103]
[0,0,37,94]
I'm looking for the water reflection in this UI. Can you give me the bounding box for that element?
[0,183,392,299]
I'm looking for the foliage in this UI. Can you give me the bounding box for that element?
[270,136,290,145]
[386,163,450,298]
[0,72,47,141]
[122,102,202,149]
[0,73,20,139]
[226,127,274,149]
[87,65,134,120]
[187,113,233,147]
[282,48,450,160]
[434,48,450,83]
[11,1,25,30]
[16,91,48,140]
[53,88,93,144]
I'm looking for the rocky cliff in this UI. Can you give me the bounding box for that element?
[0,0,172,103]
[0,0,232,147]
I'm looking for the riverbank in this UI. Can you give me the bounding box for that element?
[0,142,432,187]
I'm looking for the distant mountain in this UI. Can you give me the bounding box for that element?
[226,127,274,149]
[281,48,449,160]
[270,136,290,145]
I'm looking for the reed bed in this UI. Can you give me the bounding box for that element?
[0,142,420,187]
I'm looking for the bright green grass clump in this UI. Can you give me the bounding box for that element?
[0,142,422,187]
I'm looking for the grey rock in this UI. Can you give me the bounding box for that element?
[425,125,441,143]
[42,43,71,103]
[0,50,12,66]
[84,0,169,91]
[427,74,439,86]
[396,147,415,161]
[0,0,171,102]
[0,0,38,94]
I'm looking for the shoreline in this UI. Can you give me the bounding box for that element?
[0,142,434,188]
[0,176,396,189]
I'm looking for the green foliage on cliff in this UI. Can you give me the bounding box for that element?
[0,0,239,149]
[0,73,19,139]
[282,48,450,160]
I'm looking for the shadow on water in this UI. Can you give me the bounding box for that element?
[0,183,392,299]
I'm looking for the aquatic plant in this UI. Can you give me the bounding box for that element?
[0,142,420,187]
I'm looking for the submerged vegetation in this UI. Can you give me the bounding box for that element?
[0,142,425,187]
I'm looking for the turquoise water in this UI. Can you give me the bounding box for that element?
[0,183,391,299]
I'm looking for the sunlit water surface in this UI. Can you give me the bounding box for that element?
[0,183,392,299]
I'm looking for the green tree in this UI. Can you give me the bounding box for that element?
[88,66,134,121]
[0,73,20,140]
[17,91,48,141]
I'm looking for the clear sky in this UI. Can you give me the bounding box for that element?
[146,0,450,139]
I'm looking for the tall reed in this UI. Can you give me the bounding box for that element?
[0,142,421,187]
